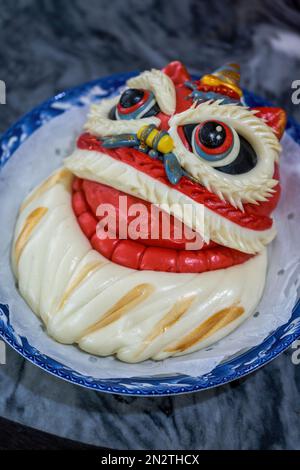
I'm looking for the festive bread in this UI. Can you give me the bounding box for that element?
[12,62,286,362]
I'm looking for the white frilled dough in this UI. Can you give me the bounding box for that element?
[64,148,276,255]
[12,169,267,363]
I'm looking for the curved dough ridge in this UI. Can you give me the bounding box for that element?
[12,169,267,362]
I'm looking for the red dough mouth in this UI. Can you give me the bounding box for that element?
[72,176,252,273]
[70,133,280,273]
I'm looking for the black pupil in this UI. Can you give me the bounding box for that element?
[199,121,226,148]
[120,88,144,108]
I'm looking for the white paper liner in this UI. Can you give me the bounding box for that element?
[0,105,299,379]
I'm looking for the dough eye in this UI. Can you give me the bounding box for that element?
[109,88,160,120]
[191,120,234,161]
[183,120,258,174]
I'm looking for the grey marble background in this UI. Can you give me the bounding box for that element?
[0,0,300,450]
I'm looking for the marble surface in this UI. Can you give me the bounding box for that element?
[0,0,300,449]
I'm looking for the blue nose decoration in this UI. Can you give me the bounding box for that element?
[102,134,139,148]
[163,153,184,185]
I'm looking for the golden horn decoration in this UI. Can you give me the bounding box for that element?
[200,63,242,97]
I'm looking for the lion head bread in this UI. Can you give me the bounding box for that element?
[12,61,286,362]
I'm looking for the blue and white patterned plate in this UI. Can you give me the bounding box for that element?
[0,72,300,396]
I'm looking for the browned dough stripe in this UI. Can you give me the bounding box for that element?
[136,294,196,357]
[165,305,245,352]
[15,207,48,264]
[57,261,105,311]
[81,283,155,336]
[20,169,73,212]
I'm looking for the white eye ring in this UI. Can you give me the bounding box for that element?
[191,124,241,168]
[168,101,280,206]
[115,94,157,120]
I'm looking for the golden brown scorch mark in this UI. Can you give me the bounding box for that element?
[20,168,73,213]
[81,283,155,337]
[14,207,48,264]
[57,261,105,311]
[137,294,196,357]
[165,305,245,353]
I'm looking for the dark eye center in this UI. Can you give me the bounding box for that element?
[120,88,144,108]
[199,121,226,148]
